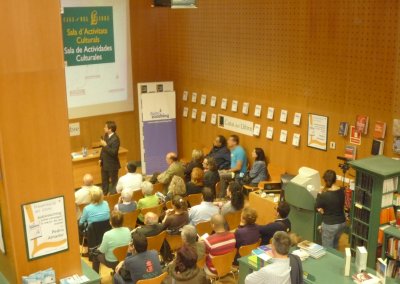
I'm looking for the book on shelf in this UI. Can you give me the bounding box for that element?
[339,122,349,136]
[352,272,379,284]
[373,121,386,139]
[371,139,384,156]
[344,247,351,276]
[387,259,400,279]
[394,194,400,206]
[381,192,394,208]
[376,257,387,284]
[383,177,398,193]
[345,145,357,160]
[355,246,368,272]
[358,173,374,192]
[356,114,369,135]
[386,237,400,260]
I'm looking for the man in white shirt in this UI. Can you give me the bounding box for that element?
[189,187,219,225]
[245,231,303,284]
[75,174,100,219]
[116,161,143,195]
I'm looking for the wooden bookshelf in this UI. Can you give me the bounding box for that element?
[349,156,400,268]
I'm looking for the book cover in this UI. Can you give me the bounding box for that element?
[350,126,362,145]
[371,139,384,155]
[344,248,351,276]
[376,258,387,284]
[344,145,357,160]
[356,115,369,135]
[355,246,368,273]
[339,122,349,136]
[373,121,386,139]
[352,272,380,283]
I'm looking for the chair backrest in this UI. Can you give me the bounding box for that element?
[147,230,167,252]
[211,249,237,277]
[195,221,213,236]
[103,193,121,211]
[197,255,206,268]
[238,239,261,257]
[153,183,164,194]
[132,190,144,202]
[113,245,129,262]
[122,210,139,230]
[140,203,164,217]
[215,182,221,198]
[87,219,112,248]
[136,272,168,284]
[165,233,183,252]
[225,210,242,231]
[187,193,202,207]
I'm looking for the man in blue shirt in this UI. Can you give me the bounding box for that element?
[218,135,248,197]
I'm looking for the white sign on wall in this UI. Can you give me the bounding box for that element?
[218,114,254,136]
[69,122,80,137]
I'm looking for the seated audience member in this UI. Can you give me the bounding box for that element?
[116,161,143,194]
[219,181,245,216]
[181,225,205,260]
[316,169,346,249]
[157,152,185,190]
[234,207,260,264]
[188,187,219,225]
[79,187,110,226]
[137,181,159,223]
[164,245,207,284]
[162,195,189,233]
[219,135,248,197]
[134,212,163,237]
[184,149,204,183]
[259,201,291,245]
[92,211,131,273]
[75,173,100,219]
[166,175,186,201]
[203,214,236,276]
[247,148,269,186]
[245,231,303,284]
[203,157,220,195]
[115,190,137,213]
[114,232,162,284]
[186,167,205,196]
[206,135,231,170]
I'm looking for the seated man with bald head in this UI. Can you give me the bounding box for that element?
[134,212,163,237]
[75,173,101,220]
[203,214,236,276]
[157,152,185,191]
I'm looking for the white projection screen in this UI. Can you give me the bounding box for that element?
[61,0,133,119]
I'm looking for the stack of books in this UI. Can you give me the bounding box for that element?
[291,249,310,261]
[22,268,55,284]
[297,240,326,259]
[352,272,380,283]
[248,245,273,269]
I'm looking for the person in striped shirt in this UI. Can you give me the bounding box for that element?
[203,214,236,275]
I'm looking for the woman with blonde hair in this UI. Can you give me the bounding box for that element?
[184,149,204,182]
[79,187,110,226]
[166,175,187,201]
[186,167,204,195]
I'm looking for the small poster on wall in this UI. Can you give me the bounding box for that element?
[21,196,68,260]
[307,113,328,151]
[350,126,362,145]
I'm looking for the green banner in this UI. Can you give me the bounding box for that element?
[62,6,115,66]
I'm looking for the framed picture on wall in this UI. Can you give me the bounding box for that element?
[307,113,329,151]
[21,196,68,260]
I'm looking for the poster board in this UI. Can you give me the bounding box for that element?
[21,196,68,260]
[307,113,329,151]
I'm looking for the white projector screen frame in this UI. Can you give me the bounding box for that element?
[61,0,134,119]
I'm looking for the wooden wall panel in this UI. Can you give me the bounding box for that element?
[0,0,81,282]
[152,0,400,175]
